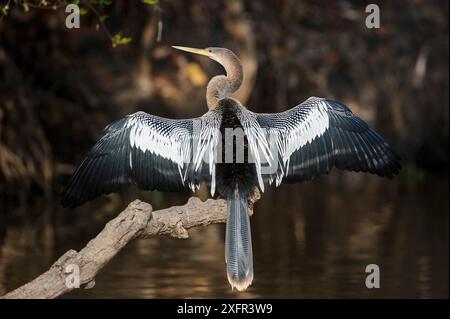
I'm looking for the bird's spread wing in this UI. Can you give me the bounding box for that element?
[62,110,222,208]
[250,97,401,186]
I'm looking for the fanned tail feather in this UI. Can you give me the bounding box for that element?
[225,186,254,291]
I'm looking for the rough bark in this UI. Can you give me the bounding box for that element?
[1,190,260,299]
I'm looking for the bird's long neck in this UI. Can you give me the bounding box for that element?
[207,54,243,110]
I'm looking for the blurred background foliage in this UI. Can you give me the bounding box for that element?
[0,0,448,298]
[0,0,448,205]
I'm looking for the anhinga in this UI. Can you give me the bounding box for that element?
[62,46,401,291]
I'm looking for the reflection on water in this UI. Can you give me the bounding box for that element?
[0,173,448,298]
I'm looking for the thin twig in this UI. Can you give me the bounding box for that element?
[83,0,113,42]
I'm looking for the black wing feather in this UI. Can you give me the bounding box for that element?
[255,97,401,184]
[62,111,215,208]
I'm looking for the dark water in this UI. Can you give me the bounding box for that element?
[0,173,448,298]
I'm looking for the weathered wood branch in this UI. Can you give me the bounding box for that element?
[1,191,260,299]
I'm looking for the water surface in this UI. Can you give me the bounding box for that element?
[0,174,448,298]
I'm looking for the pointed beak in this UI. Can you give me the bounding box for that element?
[172,46,211,57]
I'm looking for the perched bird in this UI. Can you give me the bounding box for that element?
[62,46,401,291]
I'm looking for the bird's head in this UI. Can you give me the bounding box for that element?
[172,46,239,67]
[172,45,243,109]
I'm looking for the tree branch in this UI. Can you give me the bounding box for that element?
[1,190,260,299]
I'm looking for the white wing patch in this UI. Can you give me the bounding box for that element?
[255,97,330,186]
[282,99,329,164]
[127,111,221,195]
[237,107,273,192]
[128,118,188,169]
[191,110,222,196]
